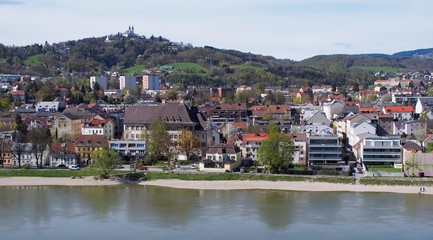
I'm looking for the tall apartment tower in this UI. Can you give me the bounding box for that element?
[119,76,137,90]
[90,76,107,90]
[142,75,160,90]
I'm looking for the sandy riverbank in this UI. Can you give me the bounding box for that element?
[140,179,432,195]
[1,177,431,195]
[0,177,122,186]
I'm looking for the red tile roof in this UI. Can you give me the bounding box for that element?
[383,106,414,113]
[50,143,76,154]
[242,133,268,144]
[359,107,381,113]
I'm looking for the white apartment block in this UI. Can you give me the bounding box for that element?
[90,76,107,90]
[142,75,160,90]
[119,76,136,90]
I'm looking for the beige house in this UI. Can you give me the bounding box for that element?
[199,144,242,172]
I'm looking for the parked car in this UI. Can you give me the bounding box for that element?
[138,166,148,171]
[69,165,81,170]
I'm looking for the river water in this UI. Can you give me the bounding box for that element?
[1,185,432,240]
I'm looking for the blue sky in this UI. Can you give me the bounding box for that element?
[1,0,432,60]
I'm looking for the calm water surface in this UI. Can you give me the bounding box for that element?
[1,185,432,240]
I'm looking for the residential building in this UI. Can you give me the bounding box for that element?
[109,140,146,162]
[142,75,159,90]
[402,120,426,136]
[35,101,67,112]
[382,106,414,120]
[123,102,207,147]
[81,118,115,140]
[354,134,402,165]
[241,133,268,165]
[322,101,345,120]
[301,109,332,126]
[209,87,234,102]
[11,143,49,168]
[48,142,78,168]
[119,76,136,90]
[308,134,342,165]
[346,121,377,147]
[74,135,107,165]
[377,114,396,136]
[90,76,107,90]
[199,143,242,172]
[209,103,249,126]
[415,97,433,116]
[290,133,307,166]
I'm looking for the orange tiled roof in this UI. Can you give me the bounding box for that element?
[242,133,268,144]
[231,122,248,129]
[359,107,380,113]
[383,106,414,113]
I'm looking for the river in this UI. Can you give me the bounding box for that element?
[1,185,432,240]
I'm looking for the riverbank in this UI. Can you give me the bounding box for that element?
[140,179,432,195]
[1,177,431,195]
[0,177,122,186]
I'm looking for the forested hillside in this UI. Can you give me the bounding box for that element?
[7,30,432,88]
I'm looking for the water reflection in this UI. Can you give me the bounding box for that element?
[254,190,297,229]
[2,186,433,240]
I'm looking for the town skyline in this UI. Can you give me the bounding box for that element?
[1,0,433,61]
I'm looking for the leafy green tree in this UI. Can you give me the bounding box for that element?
[145,119,170,164]
[257,123,294,173]
[91,149,123,178]
[426,142,433,153]
[165,89,178,100]
[274,92,286,105]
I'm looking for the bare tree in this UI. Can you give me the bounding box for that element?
[10,141,27,168]
[0,140,10,167]
[27,128,52,168]
[178,129,201,161]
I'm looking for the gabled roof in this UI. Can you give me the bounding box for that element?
[402,141,422,152]
[75,134,107,146]
[206,143,240,154]
[50,143,76,154]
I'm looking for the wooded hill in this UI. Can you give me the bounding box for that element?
[1,31,432,88]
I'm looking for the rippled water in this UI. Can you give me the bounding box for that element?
[1,185,432,240]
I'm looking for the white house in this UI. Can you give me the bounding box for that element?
[346,121,377,147]
[303,123,334,136]
[322,101,345,120]
[36,101,67,112]
[11,143,50,168]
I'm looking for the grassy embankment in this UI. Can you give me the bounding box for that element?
[360,177,433,186]
[3,169,433,187]
[0,168,106,178]
[24,54,43,66]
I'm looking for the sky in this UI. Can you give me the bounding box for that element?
[1,0,432,61]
